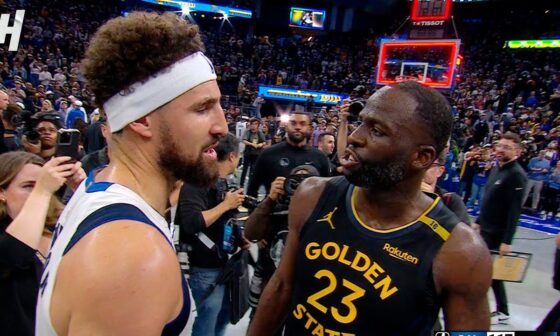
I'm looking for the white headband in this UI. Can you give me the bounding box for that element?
[103,51,217,132]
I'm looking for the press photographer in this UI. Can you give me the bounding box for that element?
[174,133,250,336]
[20,112,64,160]
[245,111,330,324]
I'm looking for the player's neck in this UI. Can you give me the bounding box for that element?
[97,147,173,216]
[354,183,431,230]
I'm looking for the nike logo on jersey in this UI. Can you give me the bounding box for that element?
[495,180,502,185]
[316,207,337,229]
[515,187,524,190]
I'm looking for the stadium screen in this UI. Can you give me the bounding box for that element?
[289,7,326,30]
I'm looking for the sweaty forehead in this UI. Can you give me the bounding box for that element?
[368,87,416,113]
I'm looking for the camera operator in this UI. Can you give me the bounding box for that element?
[174,133,249,336]
[2,104,22,152]
[21,113,63,160]
[245,111,330,323]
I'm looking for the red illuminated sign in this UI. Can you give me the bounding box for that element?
[411,0,452,21]
[376,39,461,89]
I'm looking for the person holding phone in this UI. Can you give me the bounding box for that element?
[0,152,84,335]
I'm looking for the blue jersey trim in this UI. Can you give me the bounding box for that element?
[162,276,191,336]
[63,203,163,255]
[84,168,113,193]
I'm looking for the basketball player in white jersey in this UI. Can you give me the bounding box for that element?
[36,12,227,335]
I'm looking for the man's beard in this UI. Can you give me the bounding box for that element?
[345,157,407,192]
[157,124,219,187]
[287,130,307,144]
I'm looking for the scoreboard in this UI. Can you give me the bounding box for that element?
[411,0,453,21]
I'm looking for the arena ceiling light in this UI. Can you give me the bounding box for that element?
[506,40,560,49]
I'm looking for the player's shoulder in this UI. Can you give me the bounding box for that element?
[54,220,182,334]
[294,176,333,198]
[61,219,179,288]
[433,223,492,292]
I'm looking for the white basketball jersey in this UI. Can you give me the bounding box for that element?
[35,177,192,335]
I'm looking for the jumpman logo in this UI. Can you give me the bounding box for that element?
[317,207,337,229]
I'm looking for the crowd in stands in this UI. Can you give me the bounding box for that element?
[0,0,560,334]
[0,0,560,213]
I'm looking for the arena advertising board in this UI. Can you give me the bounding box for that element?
[140,0,253,18]
[258,86,347,105]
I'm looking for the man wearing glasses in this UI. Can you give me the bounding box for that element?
[472,132,528,325]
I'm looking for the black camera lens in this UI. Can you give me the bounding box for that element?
[25,130,40,144]
[242,195,260,209]
[347,99,366,122]
[348,100,365,116]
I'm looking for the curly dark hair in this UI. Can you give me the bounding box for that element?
[82,11,205,108]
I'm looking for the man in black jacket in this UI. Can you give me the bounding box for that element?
[175,133,246,336]
[245,111,330,325]
[473,131,528,325]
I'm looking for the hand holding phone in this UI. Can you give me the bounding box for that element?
[55,129,81,162]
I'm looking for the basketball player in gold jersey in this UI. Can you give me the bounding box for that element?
[248,81,492,335]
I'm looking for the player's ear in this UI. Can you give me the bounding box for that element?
[412,145,437,170]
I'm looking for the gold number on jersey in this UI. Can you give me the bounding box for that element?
[307,269,336,314]
[306,269,366,324]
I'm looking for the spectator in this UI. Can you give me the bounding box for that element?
[65,99,87,128]
[0,152,83,336]
[467,147,494,210]
[543,161,560,220]
[524,150,551,214]
[260,122,273,148]
[0,90,9,154]
[240,118,266,188]
[38,66,52,86]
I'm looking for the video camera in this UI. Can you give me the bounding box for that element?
[216,177,260,210]
[18,110,40,144]
[347,85,367,121]
[18,112,63,145]
[275,165,320,212]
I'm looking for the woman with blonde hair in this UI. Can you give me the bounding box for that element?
[0,151,84,335]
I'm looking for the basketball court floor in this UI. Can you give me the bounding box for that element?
[224,214,560,334]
